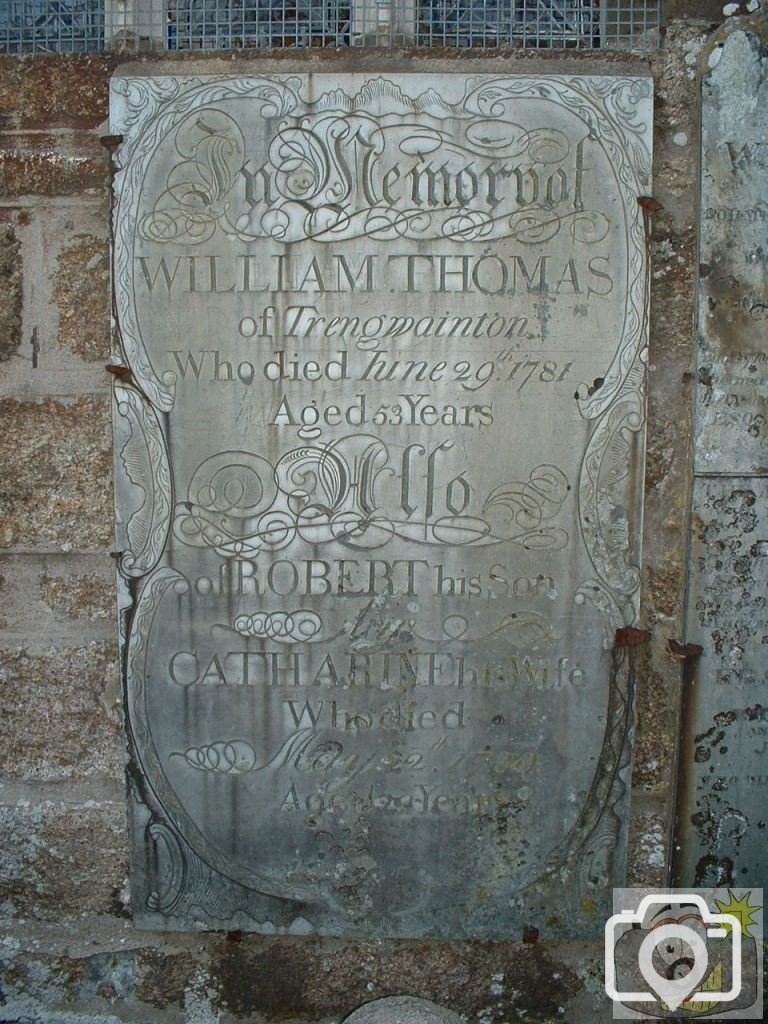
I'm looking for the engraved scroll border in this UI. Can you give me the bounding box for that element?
[125,565,317,906]
[113,381,173,578]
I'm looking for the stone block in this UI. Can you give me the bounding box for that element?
[0,54,112,130]
[0,396,112,550]
[41,567,115,622]
[0,641,122,780]
[626,806,668,887]
[2,947,141,1023]
[0,555,115,642]
[213,938,581,1022]
[0,798,128,920]
[0,223,22,362]
[54,232,110,362]
[0,131,108,197]
[633,668,675,793]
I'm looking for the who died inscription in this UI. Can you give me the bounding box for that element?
[110,70,652,938]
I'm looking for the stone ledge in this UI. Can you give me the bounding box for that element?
[0,131,109,197]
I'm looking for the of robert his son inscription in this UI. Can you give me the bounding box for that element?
[110,70,652,937]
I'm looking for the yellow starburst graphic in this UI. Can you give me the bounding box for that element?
[677,961,722,1013]
[714,889,762,937]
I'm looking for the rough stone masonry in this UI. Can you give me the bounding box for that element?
[0,3,754,1022]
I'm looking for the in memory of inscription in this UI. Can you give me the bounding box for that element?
[110,71,652,938]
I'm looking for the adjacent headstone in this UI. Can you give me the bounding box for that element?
[675,26,768,888]
[341,996,464,1024]
[110,67,652,937]
[695,29,768,476]
[677,478,768,886]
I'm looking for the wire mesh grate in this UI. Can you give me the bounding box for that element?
[0,0,661,53]
[0,0,104,52]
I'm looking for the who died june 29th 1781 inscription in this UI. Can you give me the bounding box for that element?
[109,70,652,938]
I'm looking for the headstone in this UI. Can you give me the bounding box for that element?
[341,996,464,1024]
[695,29,768,475]
[677,478,768,886]
[110,67,652,937]
[675,26,768,888]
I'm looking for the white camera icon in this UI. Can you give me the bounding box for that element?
[605,893,742,1012]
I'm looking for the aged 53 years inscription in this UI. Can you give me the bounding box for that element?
[110,69,652,938]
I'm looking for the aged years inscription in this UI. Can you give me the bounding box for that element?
[110,71,652,937]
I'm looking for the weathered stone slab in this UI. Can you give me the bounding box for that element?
[673,22,768,892]
[675,476,768,887]
[110,69,652,937]
[696,28,768,475]
[54,231,111,363]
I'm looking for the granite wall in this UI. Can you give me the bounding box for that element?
[0,3,744,1022]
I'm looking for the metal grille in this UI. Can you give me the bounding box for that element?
[169,0,352,48]
[0,0,661,52]
[0,0,104,52]
[418,0,595,48]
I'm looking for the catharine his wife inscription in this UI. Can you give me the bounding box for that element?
[110,71,652,938]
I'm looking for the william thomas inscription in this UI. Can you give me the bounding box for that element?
[110,70,652,937]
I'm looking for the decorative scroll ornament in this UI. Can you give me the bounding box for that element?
[172,438,571,557]
[138,109,246,245]
[126,565,317,904]
[113,383,173,578]
[577,373,645,629]
[138,101,611,246]
[230,610,326,643]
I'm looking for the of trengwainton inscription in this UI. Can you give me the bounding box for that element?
[110,70,652,938]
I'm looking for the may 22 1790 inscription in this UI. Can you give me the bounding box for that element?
[110,69,652,938]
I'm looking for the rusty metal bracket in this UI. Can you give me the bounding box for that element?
[667,638,704,659]
[637,195,663,212]
[106,363,131,379]
[614,627,651,647]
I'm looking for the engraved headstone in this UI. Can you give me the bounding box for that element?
[675,27,768,887]
[110,69,652,937]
